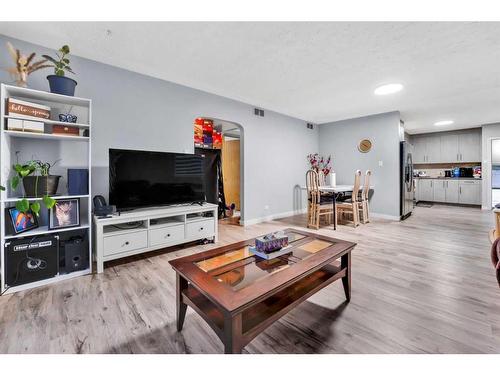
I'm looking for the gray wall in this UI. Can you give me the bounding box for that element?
[0,35,319,224]
[318,111,401,218]
[481,122,500,209]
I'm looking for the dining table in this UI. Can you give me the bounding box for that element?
[299,184,373,230]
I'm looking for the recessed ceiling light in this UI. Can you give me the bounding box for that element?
[434,120,454,126]
[374,83,404,96]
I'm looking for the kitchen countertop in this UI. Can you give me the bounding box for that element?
[414,176,481,180]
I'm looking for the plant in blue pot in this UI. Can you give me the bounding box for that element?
[42,45,77,96]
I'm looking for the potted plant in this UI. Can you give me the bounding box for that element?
[42,45,77,96]
[12,160,61,197]
[9,160,59,216]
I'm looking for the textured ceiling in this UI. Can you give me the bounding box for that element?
[0,22,499,133]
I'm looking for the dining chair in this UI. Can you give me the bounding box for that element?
[336,170,361,227]
[358,170,371,223]
[306,169,334,229]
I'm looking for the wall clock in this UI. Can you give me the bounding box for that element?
[358,139,372,153]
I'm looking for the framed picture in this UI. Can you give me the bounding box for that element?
[49,198,80,230]
[7,207,39,234]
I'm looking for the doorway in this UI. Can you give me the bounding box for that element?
[193,117,244,224]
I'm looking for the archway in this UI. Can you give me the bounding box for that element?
[193,117,245,225]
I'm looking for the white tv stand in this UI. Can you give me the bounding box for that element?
[93,203,218,273]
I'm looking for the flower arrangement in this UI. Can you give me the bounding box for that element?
[5,42,51,87]
[307,153,333,176]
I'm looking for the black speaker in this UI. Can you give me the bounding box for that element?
[60,235,89,273]
[5,235,59,287]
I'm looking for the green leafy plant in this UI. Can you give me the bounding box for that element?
[10,160,58,216]
[42,45,74,76]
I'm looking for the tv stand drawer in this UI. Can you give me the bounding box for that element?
[186,219,215,239]
[103,230,148,257]
[149,224,185,247]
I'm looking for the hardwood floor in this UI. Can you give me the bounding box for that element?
[1,204,499,353]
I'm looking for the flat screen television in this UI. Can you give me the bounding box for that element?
[109,149,206,210]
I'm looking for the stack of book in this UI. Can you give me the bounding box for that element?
[6,98,50,133]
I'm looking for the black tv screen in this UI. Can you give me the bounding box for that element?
[109,149,206,210]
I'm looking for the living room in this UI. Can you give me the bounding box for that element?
[1,1,499,373]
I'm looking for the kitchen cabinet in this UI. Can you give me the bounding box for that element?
[419,179,434,201]
[413,136,440,163]
[412,129,481,164]
[459,132,481,162]
[458,180,481,205]
[432,179,459,203]
[433,180,446,202]
[416,178,480,205]
[413,137,426,163]
[445,180,459,203]
[440,134,459,163]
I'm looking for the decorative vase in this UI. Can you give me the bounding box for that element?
[327,172,336,187]
[23,175,61,197]
[47,75,77,96]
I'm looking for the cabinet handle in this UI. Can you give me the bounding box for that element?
[459,186,462,194]
[164,233,171,238]
[200,227,204,231]
[122,241,130,247]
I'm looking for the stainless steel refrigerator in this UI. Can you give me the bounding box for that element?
[400,141,414,219]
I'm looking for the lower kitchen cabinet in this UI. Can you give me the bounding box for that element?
[432,180,459,203]
[445,180,459,203]
[419,179,434,201]
[458,180,481,205]
[416,179,480,205]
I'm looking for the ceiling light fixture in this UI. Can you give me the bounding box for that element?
[434,120,454,126]
[374,83,404,96]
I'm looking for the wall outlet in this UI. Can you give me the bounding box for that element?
[378,160,384,167]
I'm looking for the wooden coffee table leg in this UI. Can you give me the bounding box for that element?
[223,314,243,354]
[176,274,188,331]
[341,252,351,302]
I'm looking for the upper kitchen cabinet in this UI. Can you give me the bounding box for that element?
[412,128,481,164]
[412,135,441,163]
[458,131,481,162]
[440,133,459,163]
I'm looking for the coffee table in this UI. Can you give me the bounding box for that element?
[169,228,356,353]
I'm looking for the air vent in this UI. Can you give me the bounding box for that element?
[254,108,264,117]
[306,123,314,129]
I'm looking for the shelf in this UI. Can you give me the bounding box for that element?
[1,268,91,295]
[3,130,89,142]
[4,222,90,240]
[3,84,91,107]
[2,194,90,203]
[4,115,90,129]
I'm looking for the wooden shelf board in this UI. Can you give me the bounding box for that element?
[4,223,90,240]
[2,194,89,203]
[2,268,91,295]
[4,115,90,129]
[3,130,89,141]
[3,84,91,107]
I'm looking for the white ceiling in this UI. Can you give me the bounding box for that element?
[1,22,499,134]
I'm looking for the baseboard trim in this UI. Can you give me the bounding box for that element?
[370,212,400,221]
[240,208,307,226]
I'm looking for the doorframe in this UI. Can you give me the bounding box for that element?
[195,117,245,224]
[488,137,500,209]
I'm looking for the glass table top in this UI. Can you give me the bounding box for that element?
[194,231,337,291]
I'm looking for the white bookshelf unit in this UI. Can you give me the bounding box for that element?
[0,84,92,295]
